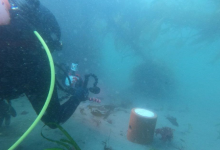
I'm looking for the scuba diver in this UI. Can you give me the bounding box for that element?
[0,0,100,128]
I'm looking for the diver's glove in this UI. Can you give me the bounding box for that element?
[0,100,17,127]
[75,87,89,102]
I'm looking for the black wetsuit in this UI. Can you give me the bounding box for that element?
[0,0,87,128]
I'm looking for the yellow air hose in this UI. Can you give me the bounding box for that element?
[8,31,55,150]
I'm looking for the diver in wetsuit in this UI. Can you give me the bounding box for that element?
[0,0,89,128]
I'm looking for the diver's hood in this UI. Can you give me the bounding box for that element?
[8,0,40,20]
[9,0,40,11]
[7,0,62,51]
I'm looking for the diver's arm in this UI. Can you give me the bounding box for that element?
[26,85,84,128]
[57,86,88,123]
[58,95,80,123]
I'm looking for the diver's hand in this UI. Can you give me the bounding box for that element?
[0,100,16,127]
[75,87,89,102]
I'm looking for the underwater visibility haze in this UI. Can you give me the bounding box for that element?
[0,0,220,149]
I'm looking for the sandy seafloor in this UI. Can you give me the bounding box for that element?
[0,90,220,150]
